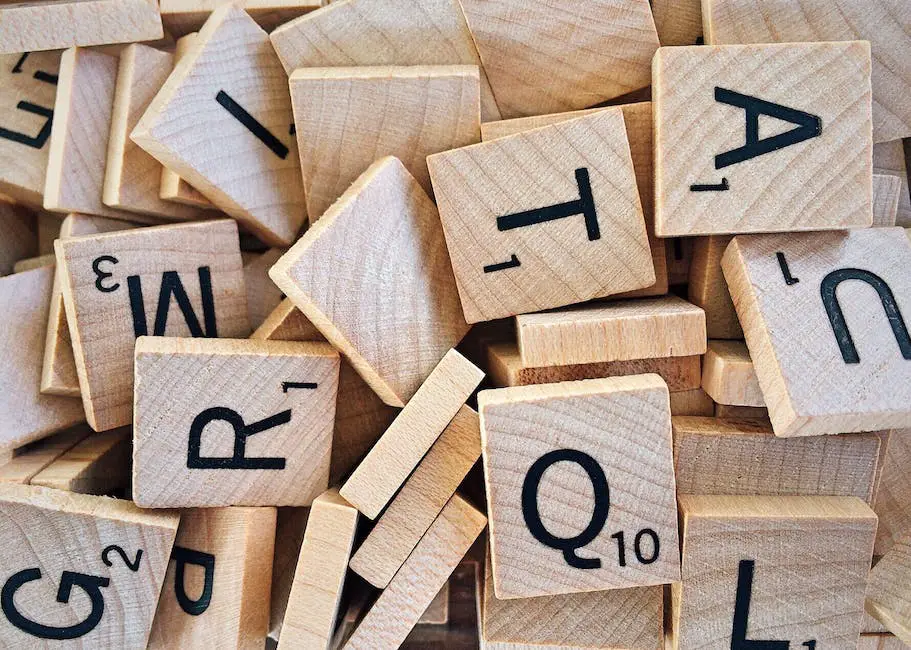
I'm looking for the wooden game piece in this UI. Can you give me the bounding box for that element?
[480,375,680,599]
[874,428,911,556]
[650,0,703,45]
[343,494,487,650]
[349,405,481,588]
[457,0,658,118]
[654,41,873,236]
[417,586,449,625]
[0,266,85,452]
[277,489,359,650]
[243,248,284,331]
[674,495,876,648]
[289,65,481,221]
[269,156,472,407]
[688,235,743,339]
[13,253,55,273]
[865,609,892,635]
[269,0,500,122]
[0,425,92,485]
[722,227,911,437]
[161,0,320,37]
[867,534,911,644]
[0,483,179,647]
[30,427,131,495]
[701,340,764,407]
[148,506,277,649]
[0,51,60,206]
[0,201,38,275]
[329,588,371,650]
[702,0,911,143]
[131,6,305,247]
[874,140,910,226]
[267,507,309,644]
[516,295,706,368]
[673,416,882,501]
[874,173,903,227]
[428,108,654,323]
[670,388,716,417]
[253,298,323,344]
[486,341,702,392]
[340,349,484,519]
[133,337,339,508]
[480,108,605,142]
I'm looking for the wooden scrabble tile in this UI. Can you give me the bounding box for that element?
[0,483,179,647]
[0,0,163,54]
[289,65,481,221]
[55,218,248,430]
[148,506,277,649]
[428,108,654,323]
[0,201,38,275]
[867,533,911,644]
[277,489,359,650]
[253,298,323,343]
[340,349,483,519]
[874,428,911,556]
[243,248,284,331]
[479,375,680,599]
[651,0,703,45]
[481,553,663,650]
[480,108,606,142]
[0,266,85,452]
[874,173,903,227]
[268,508,309,644]
[131,6,305,246]
[703,0,911,143]
[516,295,706,368]
[161,0,320,37]
[654,41,873,236]
[486,341,702,392]
[874,140,911,226]
[721,227,911,437]
[133,337,339,508]
[30,427,131,495]
[269,0,501,122]
[13,253,55,273]
[673,416,882,501]
[458,0,658,118]
[343,494,487,650]
[418,585,449,625]
[688,235,743,339]
[0,425,91,484]
[350,405,481,588]
[0,51,60,206]
[269,156,472,407]
[701,340,763,407]
[670,388,716,416]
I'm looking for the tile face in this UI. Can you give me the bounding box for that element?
[867,533,911,645]
[654,41,873,236]
[701,339,763,407]
[479,375,680,599]
[132,6,305,246]
[161,0,320,37]
[721,227,911,437]
[674,495,877,650]
[54,219,249,431]
[133,337,339,508]
[428,108,653,323]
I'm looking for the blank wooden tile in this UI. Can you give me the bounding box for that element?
[722,227,911,437]
[0,483,179,647]
[162,0,320,37]
[289,65,481,221]
[875,140,911,226]
[133,337,339,508]
[688,235,743,339]
[343,494,487,650]
[867,533,911,644]
[674,495,876,649]
[654,41,873,236]
[480,375,680,599]
[874,428,911,556]
[340,349,483,519]
[278,489,358,650]
[458,0,658,118]
[268,507,309,644]
[149,506,277,649]
[670,388,716,417]
[269,0,500,122]
[516,295,706,368]
[350,405,481,588]
[269,156,471,407]
[487,341,701,392]
[243,248,284,331]
[30,427,131,494]
[874,173,903,227]
[0,425,91,484]
[651,0,703,45]
[132,6,305,246]
[428,108,654,323]
[702,340,763,407]
[673,416,882,501]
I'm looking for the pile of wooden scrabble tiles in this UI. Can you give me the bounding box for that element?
[0,0,909,647]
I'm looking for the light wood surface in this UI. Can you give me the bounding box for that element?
[269,156,471,407]
[651,0,703,45]
[417,586,449,626]
[13,253,55,273]
[688,235,743,339]
[874,428,911,556]
[268,507,309,643]
[0,426,91,485]
[874,173,903,227]
[670,388,716,416]
[161,0,320,37]
[867,533,911,645]
[243,248,284,331]
[30,427,131,495]
[874,140,911,226]
[701,340,763,407]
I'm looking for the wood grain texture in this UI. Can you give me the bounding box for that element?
[340,349,483,519]
[480,375,680,599]
[651,0,703,45]
[131,6,305,246]
[721,228,911,437]
[867,533,911,645]
[874,173,903,227]
[703,0,911,143]
[243,248,284,331]
[270,156,471,407]
[516,295,707,367]
[278,489,358,650]
[267,507,309,643]
[418,585,449,626]
[343,494,487,650]
[874,428,911,556]
[13,253,55,273]
[874,140,911,226]
[670,388,716,417]
[349,405,481,588]
[688,235,743,339]
[714,404,770,421]
[133,337,339,507]
[30,426,131,495]
[149,506,277,650]
[161,0,320,37]
[0,483,179,648]
[654,41,873,236]
[0,425,91,485]
[673,416,882,501]
[674,495,877,649]
[428,108,653,323]
[458,0,658,118]
[269,0,501,122]
[701,340,763,407]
